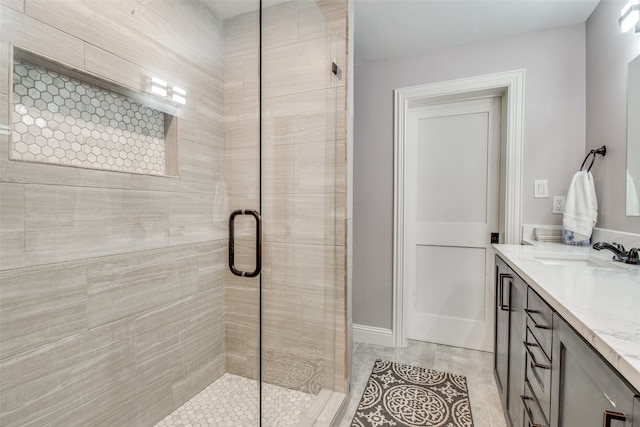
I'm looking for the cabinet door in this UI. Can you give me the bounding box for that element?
[494,255,527,427]
[494,256,511,407]
[550,314,635,427]
[507,274,526,427]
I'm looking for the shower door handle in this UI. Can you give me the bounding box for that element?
[229,209,262,277]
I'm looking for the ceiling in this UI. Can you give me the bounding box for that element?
[354,0,600,63]
[202,0,601,64]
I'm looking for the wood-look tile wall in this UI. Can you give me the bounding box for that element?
[0,0,348,424]
[0,1,227,425]
[223,0,349,394]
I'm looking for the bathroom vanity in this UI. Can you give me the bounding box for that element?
[492,243,640,427]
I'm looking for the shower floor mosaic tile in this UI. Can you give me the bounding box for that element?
[154,373,315,427]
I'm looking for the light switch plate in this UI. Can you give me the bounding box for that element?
[534,179,548,198]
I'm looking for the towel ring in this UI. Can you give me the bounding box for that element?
[579,145,606,172]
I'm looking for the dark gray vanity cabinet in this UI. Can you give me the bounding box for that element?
[494,255,526,427]
[494,254,639,427]
[550,314,637,427]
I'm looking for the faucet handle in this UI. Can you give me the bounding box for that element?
[613,242,626,253]
[626,248,639,265]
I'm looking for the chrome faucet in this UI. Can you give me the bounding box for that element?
[592,242,640,265]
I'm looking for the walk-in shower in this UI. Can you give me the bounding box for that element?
[0,1,350,425]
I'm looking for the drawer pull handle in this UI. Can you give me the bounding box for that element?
[520,395,543,427]
[524,308,551,330]
[603,410,626,427]
[498,273,512,311]
[523,341,551,369]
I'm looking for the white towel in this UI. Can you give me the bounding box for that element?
[563,170,598,240]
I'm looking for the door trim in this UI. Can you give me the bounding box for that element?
[392,70,525,347]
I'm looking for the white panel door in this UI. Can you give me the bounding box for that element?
[406,97,501,352]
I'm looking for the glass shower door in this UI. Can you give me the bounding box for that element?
[259,0,348,423]
[227,0,348,423]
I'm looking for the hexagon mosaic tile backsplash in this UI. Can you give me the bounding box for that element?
[11,58,167,175]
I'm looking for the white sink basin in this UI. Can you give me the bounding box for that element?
[531,253,625,269]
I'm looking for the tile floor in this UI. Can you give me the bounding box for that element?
[154,340,507,426]
[154,373,314,427]
[338,340,508,427]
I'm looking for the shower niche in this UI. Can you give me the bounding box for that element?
[9,48,180,177]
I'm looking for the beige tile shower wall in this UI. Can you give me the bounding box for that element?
[0,242,226,427]
[0,1,227,426]
[223,0,349,394]
[222,4,260,381]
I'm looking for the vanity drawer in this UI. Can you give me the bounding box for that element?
[524,327,552,421]
[526,288,553,358]
[522,379,549,427]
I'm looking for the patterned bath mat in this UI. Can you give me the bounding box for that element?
[350,359,474,427]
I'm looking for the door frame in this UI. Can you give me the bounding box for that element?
[392,70,525,347]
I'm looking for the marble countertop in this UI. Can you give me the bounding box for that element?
[492,243,640,392]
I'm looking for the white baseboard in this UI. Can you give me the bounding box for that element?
[353,324,395,347]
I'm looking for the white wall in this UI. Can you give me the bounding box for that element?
[586,0,640,231]
[353,24,586,329]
